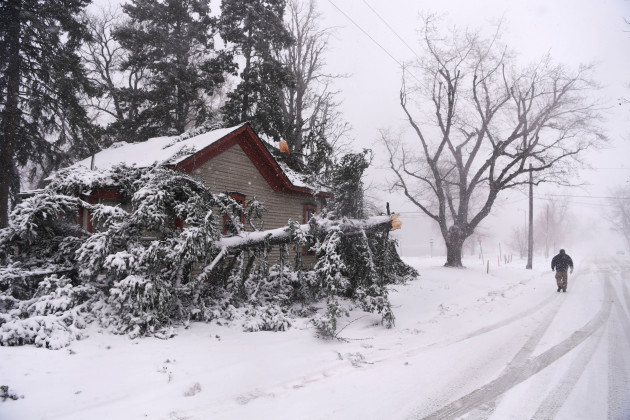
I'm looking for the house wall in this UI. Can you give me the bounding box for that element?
[191,143,321,265]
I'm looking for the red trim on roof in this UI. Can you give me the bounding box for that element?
[175,124,323,197]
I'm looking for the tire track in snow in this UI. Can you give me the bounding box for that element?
[412,277,613,420]
[405,270,578,418]
[608,286,630,420]
[397,278,568,361]
[464,295,566,419]
[612,276,630,341]
[531,271,627,419]
[531,322,605,419]
[435,271,584,350]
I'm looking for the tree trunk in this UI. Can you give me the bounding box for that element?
[444,240,464,267]
[526,164,533,269]
[0,0,22,228]
[444,225,466,267]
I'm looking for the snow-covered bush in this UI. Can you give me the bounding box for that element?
[244,245,295,305]
[0,192,84,300]
[242,304,292,332]
[312,297,349,338]
[106,275,173,339]
[0,275,96,349]
[309,225,396,334]
[312,228,348,295]
[0,165,229,344]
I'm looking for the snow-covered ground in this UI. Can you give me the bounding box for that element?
[2,254,630,420]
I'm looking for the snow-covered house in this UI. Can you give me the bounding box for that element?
[68,123,331,236]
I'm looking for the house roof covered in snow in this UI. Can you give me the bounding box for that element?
[72,124,247,170]
[67,123,330,197]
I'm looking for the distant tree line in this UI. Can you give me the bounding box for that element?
[0,0,348,228]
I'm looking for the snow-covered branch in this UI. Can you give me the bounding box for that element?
[215,215,394,252]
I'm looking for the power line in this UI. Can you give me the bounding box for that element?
[531,198,615,208]
[326,0,404,68]
[361,0,422,61]
[547,194,630,200]
[325,0,424,87]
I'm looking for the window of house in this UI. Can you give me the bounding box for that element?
[303,204,317,224]
[223,192,246,235]
[82,191,123,233]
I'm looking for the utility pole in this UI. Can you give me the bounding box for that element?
[526,164,533,269]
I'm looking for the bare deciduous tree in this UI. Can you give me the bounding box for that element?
[508,226,527,259]
[533,196,571,257]
[83,5,232,143]
[384,17,606,267]
[278,0,350,175]
[82,6,147,140]
[607,186,630,251]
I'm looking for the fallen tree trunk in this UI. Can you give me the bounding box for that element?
[194,215,397,286]
[215,215,395,252]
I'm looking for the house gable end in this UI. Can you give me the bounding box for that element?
[175,124,313,196]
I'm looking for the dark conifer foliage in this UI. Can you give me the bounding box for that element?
[0,0,98,228]
[329,150,372,219]
[112,0,235,140]
[219,0,294,142]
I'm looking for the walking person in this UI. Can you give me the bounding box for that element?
[551,249,574,292]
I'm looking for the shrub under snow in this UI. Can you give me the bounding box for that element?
[0,276,96,349]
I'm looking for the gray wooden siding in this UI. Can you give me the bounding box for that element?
[192,143,320,266]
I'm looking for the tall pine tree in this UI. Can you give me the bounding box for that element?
[0,0,96,228]
[112,0,234,139]
[219,0,294,142]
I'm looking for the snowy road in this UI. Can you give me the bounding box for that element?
[2,256,630,420]
[221,257,630,420]
[410,258,630,419]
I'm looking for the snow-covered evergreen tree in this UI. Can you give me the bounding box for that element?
[108,0,234,140]
[0,0,100,228]
[308,149,418,336]
[219,0,294,142]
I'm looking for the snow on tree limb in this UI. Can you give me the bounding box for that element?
[215,215,394,252]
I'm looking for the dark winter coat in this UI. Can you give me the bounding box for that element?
[551,252,574,272]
